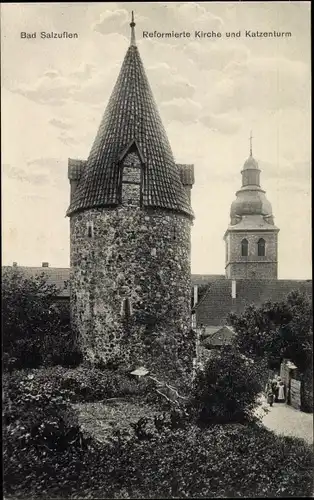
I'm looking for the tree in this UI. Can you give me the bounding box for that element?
[189,346,266,425]
[2,268,81,370]
[228,290,313,373]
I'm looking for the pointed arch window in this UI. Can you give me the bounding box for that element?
[241,238,248,257]
[257,238,266,257]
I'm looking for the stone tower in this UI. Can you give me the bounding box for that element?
[66,14,195,386]
[224,135,279,279]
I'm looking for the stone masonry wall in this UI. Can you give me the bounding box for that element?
[225,231,278,279]
[70,206,195,389]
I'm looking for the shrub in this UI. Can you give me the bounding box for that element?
[2,268,81,370]
[228,290,313,373]
[62,422,313,499]
[189,346,266,425]
[3,365,313,499]
[3,367,87,497]
[60,365,143,402]
[117,424,313,498]
[2,365,142,498]
[3,365,143,414]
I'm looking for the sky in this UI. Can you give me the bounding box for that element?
[1,1,311,278]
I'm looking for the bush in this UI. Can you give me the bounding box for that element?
[60,365,143,402]
[3,367,86,497]
[3,366,143,419]
[228,290,313,373]
[55,422,313,499]
[3,365,313,499]
[112,424,313,498]
[189,347,266,425]
[2,365,143,498]
[2,268,81,370]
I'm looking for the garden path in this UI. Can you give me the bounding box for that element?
[258,396,313,445]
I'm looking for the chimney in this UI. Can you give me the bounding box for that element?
[42,262,49,268]
[231,280,236,299]
[13,262,17,267]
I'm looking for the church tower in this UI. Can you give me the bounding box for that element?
[224,134,279,279]
[67,14,195,386]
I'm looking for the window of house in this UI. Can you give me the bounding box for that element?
[241,238,248,257]
[258,238,266,257]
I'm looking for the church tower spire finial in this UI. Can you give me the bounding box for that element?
[249,130,253,157]
[130,10,136,46]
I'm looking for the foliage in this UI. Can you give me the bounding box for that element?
[3,366,143,412]
[3,366,142,497]
[2,268,82,370]
[189,347,266,425]
[3,367,86,497]
[61,365,143,402]
[228,290,313,373]
[3,366,313,499]
[107,423,313,499]
[6,420,313,498]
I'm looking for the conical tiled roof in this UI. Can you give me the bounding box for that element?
[67,15,193,218]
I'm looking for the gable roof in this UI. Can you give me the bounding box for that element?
[67,25,193,218]
[201,326,222,338]
[2,266,70,297]
[202,325,235,348]
[195,279,312,326]
[2,267,222,298]
[191,274,225,286]
[226,214,279,232]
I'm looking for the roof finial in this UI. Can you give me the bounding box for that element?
[249,130,253,157]
[130,11,136,46]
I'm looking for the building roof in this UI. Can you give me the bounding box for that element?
[195,279,312,327]
[191,274,225,285]
[67,16,193,218]
[2,266,222,297]
[2,266,70,297]
[202,325,235,348]
[229,147,275,226]
[230,188,273,220]
[243,155,259,170]
[226,214,279,232]
[201,326,221,338]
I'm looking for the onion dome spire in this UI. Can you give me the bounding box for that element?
[130,10,136,46]
[249,130,253,157]
[229,136,274,223]
[242,130,260,180]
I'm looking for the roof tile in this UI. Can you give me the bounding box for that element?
[196,279,312,326]
[3,267,221,297]
[67,41,193,218]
